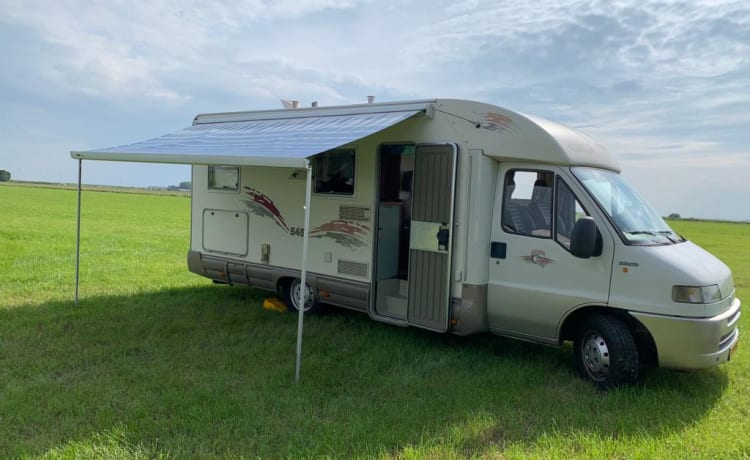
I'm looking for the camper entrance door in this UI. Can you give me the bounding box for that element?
[373,143,457,332]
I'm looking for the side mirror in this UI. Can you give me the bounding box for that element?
[570,217,598,259]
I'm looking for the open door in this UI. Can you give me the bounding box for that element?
[407,144,458,331]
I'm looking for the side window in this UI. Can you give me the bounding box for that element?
[555,178,590,250]
[502,170,554,237]
[313,149,355,195]
[208,166,239,191]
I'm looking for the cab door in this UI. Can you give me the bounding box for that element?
[487,166,613,342]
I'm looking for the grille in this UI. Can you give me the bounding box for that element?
[339,206,370,221]
[338,260,368,277]
[719,328,738,350]
[727,306,741,327]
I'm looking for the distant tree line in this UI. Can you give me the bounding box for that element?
[0,170,10,182]
[167,181,191,191]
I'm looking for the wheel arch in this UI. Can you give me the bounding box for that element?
[275,273,319,294]
[276,276,293,297]
[559,305,658,366]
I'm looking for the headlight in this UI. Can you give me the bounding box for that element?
[672,285,722,304]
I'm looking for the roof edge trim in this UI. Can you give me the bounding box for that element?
[193,101,434,125]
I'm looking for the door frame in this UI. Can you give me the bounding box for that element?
[370,142,459,333]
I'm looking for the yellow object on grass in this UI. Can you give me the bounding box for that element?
[263,297,287,313]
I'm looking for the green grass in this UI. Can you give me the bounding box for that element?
[1,183,748,459]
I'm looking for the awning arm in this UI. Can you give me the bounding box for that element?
[75,159,82,306]
[295,160,313,383]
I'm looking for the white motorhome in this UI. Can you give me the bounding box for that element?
[73,99,741,388]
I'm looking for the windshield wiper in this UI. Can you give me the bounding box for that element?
[654,230,684,243]
[624,230,682,243]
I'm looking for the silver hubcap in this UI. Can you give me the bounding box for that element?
[291,280,315,312]
[582,333,610,379]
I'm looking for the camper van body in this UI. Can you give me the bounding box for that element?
[184,99,740,387]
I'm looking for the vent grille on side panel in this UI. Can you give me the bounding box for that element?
[339,206,370,221]
[338,260,369,277]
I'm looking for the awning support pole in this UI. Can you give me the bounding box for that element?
[74,159,82,306]
[295,160,313,383]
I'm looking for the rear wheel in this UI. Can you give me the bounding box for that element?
[574,314,639,389]
[282,278,323,314]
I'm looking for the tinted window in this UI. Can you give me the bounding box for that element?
[314,149,355,195]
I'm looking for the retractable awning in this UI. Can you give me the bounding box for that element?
[70,105,425,383]
[71,109,422,167]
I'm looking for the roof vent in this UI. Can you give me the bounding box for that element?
[281,100,299,109]
[367,96,375,104]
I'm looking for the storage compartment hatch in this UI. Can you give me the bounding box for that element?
[202,209,249,256]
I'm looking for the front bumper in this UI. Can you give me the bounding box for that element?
[630,297,741,370]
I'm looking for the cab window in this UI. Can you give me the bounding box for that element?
[502,170,597,254]
[502,170,554,237]
[555,178,591,250]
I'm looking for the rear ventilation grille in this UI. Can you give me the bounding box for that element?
[339,206,370,221]
[338,260,368,277]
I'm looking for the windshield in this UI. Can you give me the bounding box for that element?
[572,167,684,245]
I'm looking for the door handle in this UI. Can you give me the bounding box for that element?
[491,241,507,259]
[436,227,449,251]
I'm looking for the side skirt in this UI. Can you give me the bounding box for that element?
[187,250,370,312]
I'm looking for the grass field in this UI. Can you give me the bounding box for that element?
[0,183,748,459]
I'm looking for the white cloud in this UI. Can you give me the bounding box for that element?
[261,0,360,18]
[0,0,367,103]
[1,0,748,219]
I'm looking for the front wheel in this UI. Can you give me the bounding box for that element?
[574,314,639,389]
[282,278,323,314]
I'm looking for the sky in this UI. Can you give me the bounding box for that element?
[1,0,748,221]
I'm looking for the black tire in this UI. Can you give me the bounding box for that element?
[574,314,639,389]
[282,278,323,314]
